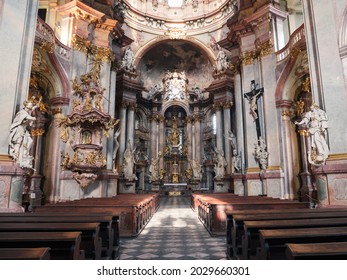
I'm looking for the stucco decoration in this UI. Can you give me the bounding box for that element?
[138,41,213,90]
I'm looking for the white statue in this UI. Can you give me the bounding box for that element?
[122,140,136,180]
[213,149,227,180]
[189,159,203,180]
[295,104,329,166]
[215,47,229,72]
[149,156,159,181]
[9,100,38,169]
[253,137,269,170]
[121,47,135,71]
[112,127,121,173]
[224,130,240,173]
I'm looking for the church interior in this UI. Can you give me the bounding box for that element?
[0,0,347,260]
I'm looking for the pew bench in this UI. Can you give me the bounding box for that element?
[258,226,347,260]
[0,222,101,260]
[226,210,347,259]
[0,215,118,259]
[285,242,347,260]
[242,217,347,260]
[0,232,83,260]
[0,248,51,260]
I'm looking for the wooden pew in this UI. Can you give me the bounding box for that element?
[258,226,347,260]
[0,232,83,260]
[242,217,347,260]
[35,194,159,237]
[0,222,101,260]
[226,209,347,259]
[286,242,347,260]
[0,214,118,259]
[0,248,51,260]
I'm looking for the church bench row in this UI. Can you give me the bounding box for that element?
[0,214,118,259]
[228,210,347,259]
[243,217,347,259]
[0,222,101,259]
[34,194,159,237]
[225,208,347,259]
[0,248,51,260]
[259,227,347,260]
[285,242,347,260]
[0,231,83,260]
[192,194,309,236]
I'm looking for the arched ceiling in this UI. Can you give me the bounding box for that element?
[137,40,214,90]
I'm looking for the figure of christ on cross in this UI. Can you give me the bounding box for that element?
[244,80,264,138]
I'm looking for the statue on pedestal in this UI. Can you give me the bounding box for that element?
[213,149,227,180]
[149,156,159,182]
[9,100,38,169]
[295,104,329,166]
[189,159,203,180]
[123,140,136,180]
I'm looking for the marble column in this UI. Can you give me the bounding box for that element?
[126,104,135,147]
[186,118,192,160]
[194,118,201,162]
[302,0,347,155]
[192,121,196,160]
[215,107,223,152]
[158,117,165,169]
[223,103,232,175]
[48,1,58,28]
[279,104,295,199]
[106,70,117,170]
[234,73,245,173]
[150,117,157,160]
[297,125,315,205]
[0,0,39,155]
[118,104,127,170]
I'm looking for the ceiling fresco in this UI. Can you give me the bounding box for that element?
[137,41,214,91]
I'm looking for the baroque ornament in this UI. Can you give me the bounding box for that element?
[59,59,119,188]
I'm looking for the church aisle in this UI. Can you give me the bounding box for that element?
[119,196,226,260]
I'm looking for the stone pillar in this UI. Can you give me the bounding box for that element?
[126,104,135,147]
[279,102,295,199]
[158,117,165,169]
[118,104,127,170]
[192,121,196,160]
[302,0,347,147]
[223,103,232,175]
[194,117,201,162]
[233,72,245,195]
[106,70,117,170]
[297,125,315,205]
[47,1,58,28]
[215,107,223,151]
[186,118,192,160]
[0,0,39,154]
[150,116,157,160]
[41,97,69,203]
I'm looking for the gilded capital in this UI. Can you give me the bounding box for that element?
[256,40,274,58]
[240,51,255,66]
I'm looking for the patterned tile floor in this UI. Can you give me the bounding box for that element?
[119,196,226,260]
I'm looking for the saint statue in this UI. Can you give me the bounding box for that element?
[189,159,203,180]
[112,127,121,173]
[122,140,136,180]
[213,149,227,180]
[9,100,38,169]
[215,47,230,72]
[295,104,329,166]
[121,47,135,72]
[149,156,159,181]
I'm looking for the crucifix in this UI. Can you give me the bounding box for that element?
[244,80,264,138]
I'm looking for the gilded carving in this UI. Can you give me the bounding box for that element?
[31,128,45,137]
[72,34,91,53]
[165,28,187,40]
[240,51,255,66]
[302,76,311,93]
[256,40,274,58]
[294,99,305,117]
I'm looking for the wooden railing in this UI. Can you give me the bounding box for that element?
[275,24,305,63]
[36,17,71,59]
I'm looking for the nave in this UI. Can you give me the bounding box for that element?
[119,196,226,260]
